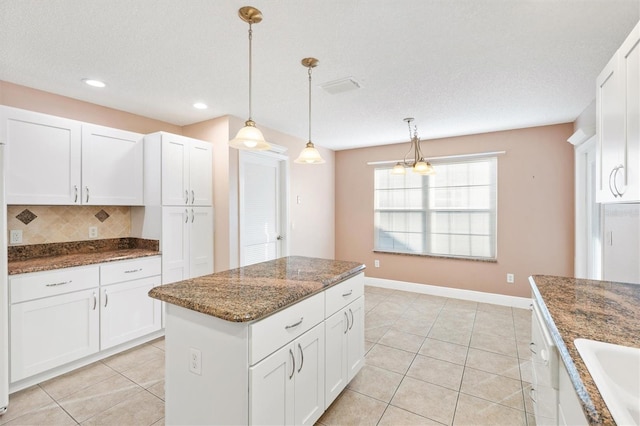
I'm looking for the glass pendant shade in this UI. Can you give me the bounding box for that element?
[229,120,271,150]
[413,160,435,175]
[391,162,406,175]
[295,141,325,164]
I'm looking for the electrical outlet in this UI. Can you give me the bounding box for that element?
[89,226,98,238]
[507,273,515,284]
[9,230,22,244]
[374,259,380,268]
[189,348,202,375]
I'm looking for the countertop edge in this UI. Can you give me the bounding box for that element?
[529,276,603,425]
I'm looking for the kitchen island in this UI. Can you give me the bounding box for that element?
[149,256,366,425]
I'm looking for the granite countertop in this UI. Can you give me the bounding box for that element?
[8,238,160,275]
[530,275,640,426]
[149,256,366,323]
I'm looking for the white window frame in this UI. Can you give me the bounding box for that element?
[374,156,498,260]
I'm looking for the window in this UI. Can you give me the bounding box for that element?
[374,157,497,259]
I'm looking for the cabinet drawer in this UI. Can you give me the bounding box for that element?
[100,256,161,285]
[325,273,364,317]
[249,292,324,365]
[10,266,100,304]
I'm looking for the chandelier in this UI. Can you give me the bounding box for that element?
[391,117,435,175]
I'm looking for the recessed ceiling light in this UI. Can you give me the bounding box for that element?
[193,102,208,110]
[82,79,106,88]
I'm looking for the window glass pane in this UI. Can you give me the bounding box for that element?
[374,158,496,260]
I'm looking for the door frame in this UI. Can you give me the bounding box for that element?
[238,146,290,266]
[574,135,602,279]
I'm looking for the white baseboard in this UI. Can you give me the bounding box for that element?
[365,277,532,309]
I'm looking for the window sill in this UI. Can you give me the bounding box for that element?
[372,250,498,263]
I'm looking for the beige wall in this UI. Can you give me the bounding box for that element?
[335,124,575,298]
[0,81,182,134]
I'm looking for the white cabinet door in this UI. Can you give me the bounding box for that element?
[250,324,324,426]
[597,54,625,203]
[10,288,99,382]
[162,207,190,284]
[81,124,143,205]
[100,276,162,350]
[250,342,294,425]
[620,23,640,202]
[189,207,214,279]
[161,135,190,206]
[294,323,325,426]
[324,308,348,408]
[1,107,81,205]
[346,296,364,381]
[189,140,213,206]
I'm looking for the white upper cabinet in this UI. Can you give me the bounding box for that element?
[1,107,82,205]
[0,107,144,205]
[149,132,212,206]
[597,21,640,203]
[81,124,143,205]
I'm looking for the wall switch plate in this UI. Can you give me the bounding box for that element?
[507,273,515,284]
[89,226,98,238]
[10,230,22,244]
[189,348,202,375]
[374,259,380,268]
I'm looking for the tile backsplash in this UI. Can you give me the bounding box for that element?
[7,205,131,245]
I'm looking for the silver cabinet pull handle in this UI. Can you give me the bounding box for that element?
[529,342,536,354]
[285,317,303,329]
[45,280,72,287]
[289,348,295,380]
[184,209,188,223]
[74,185,78,203]
[185,190,189,204]
[191,190,195,204]
[613,164,625,197]
[104,290,108,308]
[349,308,354,330]
[191,209,195,223]
[92,292,97,310]
[124,268,141,274]
[297,343,304,373]
[85,186,90,203]
[608,167,618,197]
[529,388,537,403]
[344,311,349,334]
[342,289,353,297]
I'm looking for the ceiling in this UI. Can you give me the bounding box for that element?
[1,1,638,151]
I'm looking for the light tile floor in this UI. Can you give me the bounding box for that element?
[1,286,535,425]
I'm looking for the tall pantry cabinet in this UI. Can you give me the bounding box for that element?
[133,132,214,284]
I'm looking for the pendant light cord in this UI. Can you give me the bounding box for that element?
[308,66,312,142]
[248,23,253,121]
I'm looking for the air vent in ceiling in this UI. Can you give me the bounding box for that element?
[320,77,361,95]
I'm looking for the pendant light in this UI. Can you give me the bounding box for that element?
[229,6,271,151]
[391,117,435,175]
[295,57,325,164]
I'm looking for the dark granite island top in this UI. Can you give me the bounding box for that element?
[530,275,640,426]
[149,256,366,322]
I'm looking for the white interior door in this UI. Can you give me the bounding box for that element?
[240,152,286,267]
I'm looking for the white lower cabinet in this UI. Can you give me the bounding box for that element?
[9,256,162,385]
[250,323,325,426]
[10,288,99,382]
[325,296,364,407]
[100,276,162,350]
